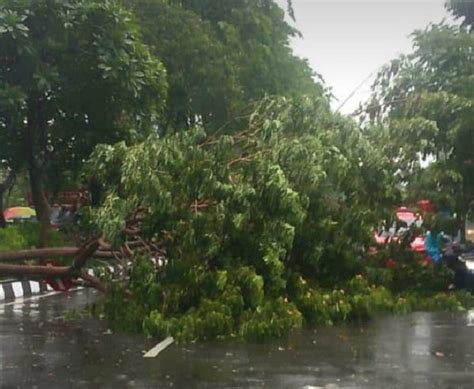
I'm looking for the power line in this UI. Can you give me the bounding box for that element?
[335,67,381,113]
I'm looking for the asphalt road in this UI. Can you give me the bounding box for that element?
[1,290,474,388]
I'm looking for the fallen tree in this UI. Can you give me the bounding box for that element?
[82,96,418,341]
[84,97,474,342]
[1,96,473,342]
[0,247,120,262]
[0,215,165,292]
[0,238,103,290]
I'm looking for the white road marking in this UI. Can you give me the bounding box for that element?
[143,337,175,358]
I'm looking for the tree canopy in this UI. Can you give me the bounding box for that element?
[82,95,405,340]
[366,23,474,215]
[447,0,474,30]
[122,0,324,132]
[0,0,167,234]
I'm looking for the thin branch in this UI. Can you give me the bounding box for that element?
[71,239,100,271]
[79,272,106,293]
[0,247,79,262]
[351,97,411,117]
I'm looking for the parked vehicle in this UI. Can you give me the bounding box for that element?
[374,206,425,253]
[373,205,474,290]
[457,214,474,290]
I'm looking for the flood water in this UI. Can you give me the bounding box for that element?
[1,290,474,388]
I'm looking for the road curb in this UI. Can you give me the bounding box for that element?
[0,280,54,302]
[0,268,106,303]
[0,257,164,303]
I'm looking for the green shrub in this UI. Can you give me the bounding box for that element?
[143,310,170,339]
[365,267,394,288]
[0,226,27,251]
[391,261,453,294]
[416,292,464,312]
[193,300,234,340]
[296,290,333,326]
[0,224,65,251]
[104,285,145,333]
[392,296,413,315]
[235,267,265,310]
[239,298,303,341]
[101,258,474,342]
[453,290,474,309]
[221,285,245,320]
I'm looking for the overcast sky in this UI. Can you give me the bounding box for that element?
[275,0,452,113]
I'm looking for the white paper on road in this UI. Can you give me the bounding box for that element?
[143,337,175,358]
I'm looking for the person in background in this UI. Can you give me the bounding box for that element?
[424,223,442,263]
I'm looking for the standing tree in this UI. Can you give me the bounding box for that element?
[172,0,326,100]
[0,0,167,245]
[366,22,474,221]
[122,0,242,132]
[122,0,325,133]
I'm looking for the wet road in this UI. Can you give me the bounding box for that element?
[1,290,474,388]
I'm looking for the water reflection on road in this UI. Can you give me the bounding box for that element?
[1,290,474,388]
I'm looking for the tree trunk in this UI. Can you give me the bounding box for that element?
[0,192,5,228]
[0,238,106,292]
[0,247,78,261]
[0,264,107,292]
[89,178,102,207]
[0,168,14,229]
[0,247,121,262]
[28,166,51,247]
[25,96,51,247]
[0,263,71,278]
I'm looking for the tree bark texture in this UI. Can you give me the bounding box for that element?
[0,239,107,292]
[25,96,51,247]
[0,247,122,262]
[0,168,15,228]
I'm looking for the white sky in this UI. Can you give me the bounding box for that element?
[275,0,452,113]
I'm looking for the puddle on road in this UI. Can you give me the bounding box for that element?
[2,292,474,388]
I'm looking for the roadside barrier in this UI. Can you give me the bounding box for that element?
[0,257,164,302]
[0,279,53,301]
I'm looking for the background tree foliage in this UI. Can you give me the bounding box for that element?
[447,0,474,30]
[365,22,474,216]
[122,0,324,132]
[122,0,242,131]
[0,0,167,239]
